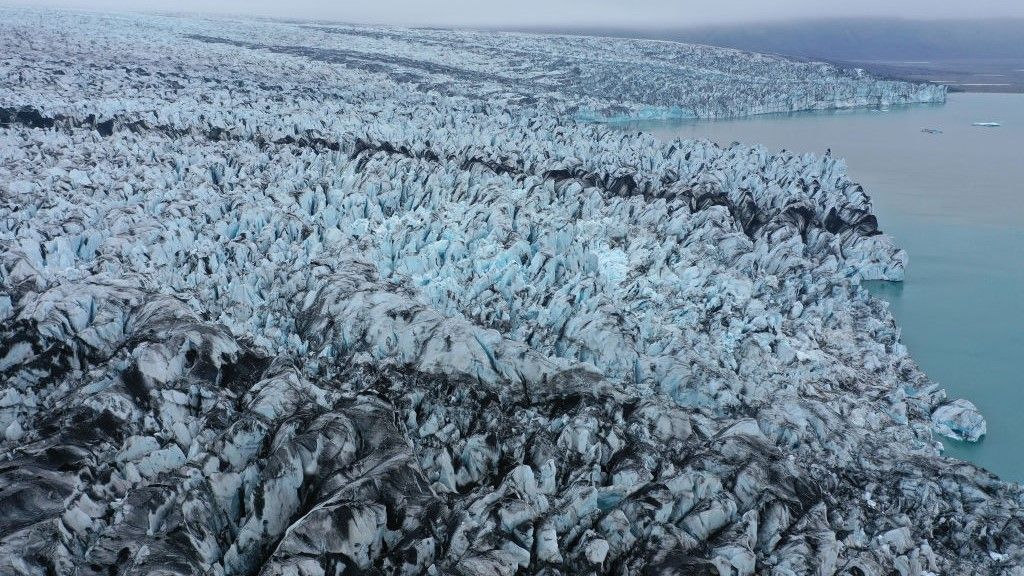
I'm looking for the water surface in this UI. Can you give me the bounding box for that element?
[625,94,1024,481]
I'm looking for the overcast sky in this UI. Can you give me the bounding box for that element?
[11,0,1024,27]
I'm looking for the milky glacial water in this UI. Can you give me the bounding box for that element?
[624,93,1024,481]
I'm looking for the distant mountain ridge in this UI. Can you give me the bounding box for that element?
[502,18,1024,92]
[646,18,1024,62]
[505,18,1024,61]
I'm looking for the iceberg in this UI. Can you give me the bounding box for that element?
[932,398,987,442]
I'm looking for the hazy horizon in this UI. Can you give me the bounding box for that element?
[6,0,1024,28]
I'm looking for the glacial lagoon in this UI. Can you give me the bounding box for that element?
[627,93,1024,481]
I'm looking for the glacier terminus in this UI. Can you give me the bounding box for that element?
[0,7,1019,576]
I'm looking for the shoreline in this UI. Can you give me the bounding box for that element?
[620,93,1024,480]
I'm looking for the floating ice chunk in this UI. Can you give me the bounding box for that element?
[932,399,987,442]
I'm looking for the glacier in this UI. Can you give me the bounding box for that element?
[0,6,1020,576]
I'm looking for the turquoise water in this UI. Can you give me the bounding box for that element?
[625,94,1024,481]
